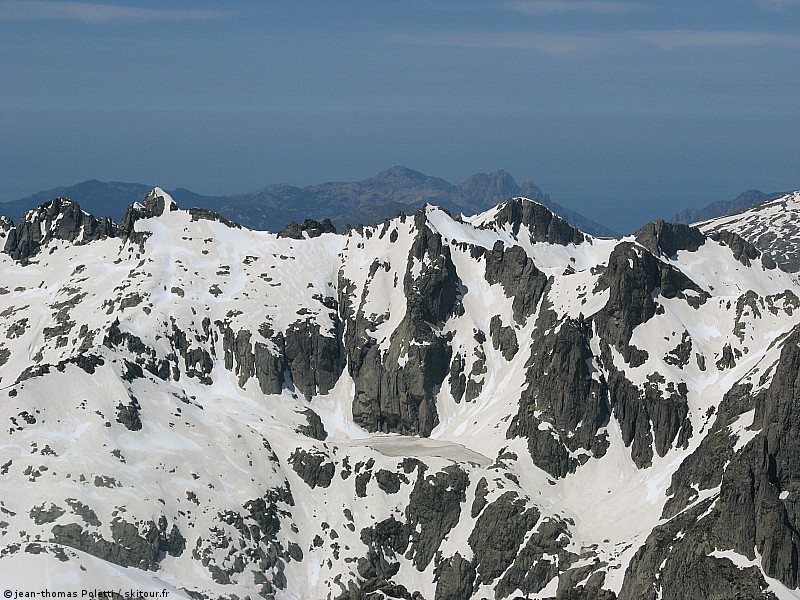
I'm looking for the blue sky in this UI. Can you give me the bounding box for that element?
[1,0,799,232]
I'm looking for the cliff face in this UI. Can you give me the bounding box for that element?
[0,189,798,598]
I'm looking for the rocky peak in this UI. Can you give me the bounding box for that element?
[707,229,775,268]
[404,212,460,324]
[3,197,116,262]
[489,197,585,246]
[117,188,179,240]
[633,220,705,258]
[23,197,78,223]
[142,187,179,217]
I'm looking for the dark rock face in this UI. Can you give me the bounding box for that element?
[662,383,753,520]
[356,517,410,588]
[715,343,736,370]
[707,229,772,268]
[187,207,241,228]
[403,213,460,325]
[508,316,610,477]
[633,220,705,258]
[278,218,336,239]
[435,553,476,600]
[497,516,576,598]
[116,397,142,431]
[559,586,618,600]
[346,214,459,436]
[217,322,285,394]
[468,491,540,587]
[445,328,489,405]
[346,465,472,599]
[215,298,342,400]
[297,408,327,441]
[459,483,583,598]
[405,464,469,570]
[64,499,101,527]
[664,330,692,367]
[4,198,116,261]
[622,325,800,596]
[587,239,702,468]
[721,325,800,586]
[375,469,402,494]
[557,566,616,600]
[288,449,335,489]
[489,315,518,361]
[29,503,66,525]
[619,497,777,600]
[448,352,467,403]
[141,188,178,217]
[284,316,342,398]
[335,579,416,600]
[117,188,178,243]
[483,241,549,325]
[606,369,692,469]
[594,241,708,367]
[103,319,173,380]
[51,517,184,571]
[165,318,214,385]
[488,198,585,246]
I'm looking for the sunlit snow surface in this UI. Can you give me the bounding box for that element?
[1,192,800,598]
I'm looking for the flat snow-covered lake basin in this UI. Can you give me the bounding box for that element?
[335,434,492,467]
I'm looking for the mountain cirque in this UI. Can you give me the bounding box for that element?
[1,188,800,598]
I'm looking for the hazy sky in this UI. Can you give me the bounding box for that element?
[1,0,799,232]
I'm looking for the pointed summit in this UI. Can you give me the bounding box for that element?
[481,197,586,246]
[118,187,180,241]
[142,187,179,216]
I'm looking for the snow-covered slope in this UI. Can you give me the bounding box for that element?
[1,191,800,599]
[696,189,800,274]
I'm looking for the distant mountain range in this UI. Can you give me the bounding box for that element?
[0,167,619,237]
[673,189,780,224]
[4,169,787,239]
